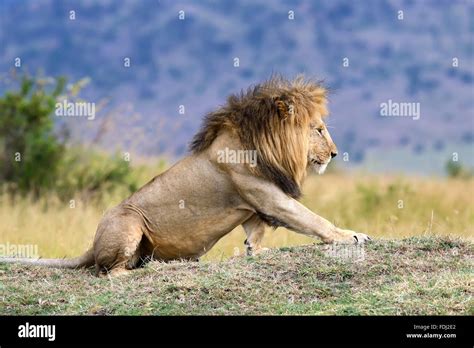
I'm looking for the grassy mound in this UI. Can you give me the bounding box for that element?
[1,237,472,315]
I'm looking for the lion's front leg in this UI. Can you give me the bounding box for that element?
[230,171,372,246]
[329,228,372,244]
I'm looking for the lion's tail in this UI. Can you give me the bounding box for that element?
[0,248,95,269]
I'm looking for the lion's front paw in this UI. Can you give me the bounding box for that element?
[352,232,372,244]
[329,229,372,245]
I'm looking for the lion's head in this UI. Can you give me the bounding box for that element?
[308,114,338,175]
[190,75,337,199]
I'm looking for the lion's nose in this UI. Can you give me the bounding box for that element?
[331,151,338,158]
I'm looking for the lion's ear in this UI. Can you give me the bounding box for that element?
[274,96,294,120]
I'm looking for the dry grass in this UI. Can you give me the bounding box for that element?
[1,237,472,315]
[0,173,472,261]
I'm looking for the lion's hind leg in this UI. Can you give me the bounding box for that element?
[94,215,145,277]
[98,267,133,278]
[242,215,270,256]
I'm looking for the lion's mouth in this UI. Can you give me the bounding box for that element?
[309,158,330,175]
[309,158,330,166]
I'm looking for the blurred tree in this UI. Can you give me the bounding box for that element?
[0,75,66,197]
[445,160,462,178]
[0,73,142,201]
[445,159,473,179]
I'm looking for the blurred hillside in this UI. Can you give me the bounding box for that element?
[0,0,473,174]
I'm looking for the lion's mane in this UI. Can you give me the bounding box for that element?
[190,75,328,198]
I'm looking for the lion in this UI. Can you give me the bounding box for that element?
[1,76,371,276]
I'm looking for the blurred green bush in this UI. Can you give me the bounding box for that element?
[0,74,140,201]
[0,75,65,196]
[445,160,473,179]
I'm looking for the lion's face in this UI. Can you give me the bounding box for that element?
[308,120,338,175]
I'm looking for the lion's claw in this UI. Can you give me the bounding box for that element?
[353,232,371,244]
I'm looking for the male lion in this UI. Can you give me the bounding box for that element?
[2,76,371,276]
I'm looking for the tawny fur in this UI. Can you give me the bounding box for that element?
[1,75,371,276]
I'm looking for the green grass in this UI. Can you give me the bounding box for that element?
[1,236,472,315]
